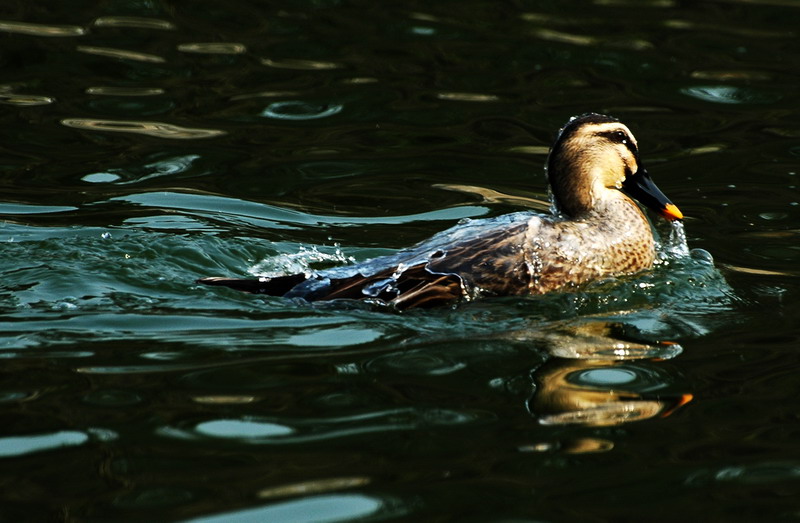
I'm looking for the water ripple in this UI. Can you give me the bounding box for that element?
[0,93,55,106]
[76,45,166,63]
[261,58,342,70]
[687,462,800,486]
[0,203,77,215]
[257,477,371,500]
[682,85,780,105]
[110,191,488,227]
[261,101,343,120]
[61,118,226,139]
[178,43,247,54]
[0,430,88,458]
[188,494,389,523]
[0,19,85,37]
[86,86,165,96]
[436,92,501,102]
[195,419,294,438]
[160,408,493,445]
[93,16,175,30]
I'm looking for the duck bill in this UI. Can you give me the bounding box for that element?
[622,167,683,221]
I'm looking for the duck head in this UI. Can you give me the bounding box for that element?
[546,113,683,221]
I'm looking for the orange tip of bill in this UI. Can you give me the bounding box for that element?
[675,393,694,408]
[659,393,694,418]
[662,203,684,221]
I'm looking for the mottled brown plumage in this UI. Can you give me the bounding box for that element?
[198,113,683,309]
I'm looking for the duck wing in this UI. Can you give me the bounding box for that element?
[198,264,463,309]
[198,212,537,308]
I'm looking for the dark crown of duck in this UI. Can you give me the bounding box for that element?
[547,113,683,221]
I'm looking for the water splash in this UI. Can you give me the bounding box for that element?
[247,245,355,278]
[658,219,691,260]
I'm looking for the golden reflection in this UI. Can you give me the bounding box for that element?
[257,477,371,500]
[60,118,226,139]
[178,43,247,54]
[763,127,800,138]
[519,13,553,23]
[530,358,693,427]
[519,437,614,454]
[86,87,165,96]
[0,93,55,106]
[93,16,175,30]
[691,70,771,81]
[722,264,798,277]
[505,145,551,155]
[341,77,379,84]
[560,437,615,454]
[663,19,789,37]
[508,316,694,431]
[261,58,342,70]
[432,183,550,210]
[614,39,654,51]
[531,28,596,46]
[0,20,85,37]
[687,144,726,155]
[509,317,683,360]
[76,45,165,63]
[436,92,501,102]
[409,12,442,22]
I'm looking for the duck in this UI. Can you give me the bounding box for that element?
[197,113,683,309]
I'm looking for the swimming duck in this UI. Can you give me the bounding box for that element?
[198,113,683,309]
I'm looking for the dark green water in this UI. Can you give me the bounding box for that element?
[1,1,799,521]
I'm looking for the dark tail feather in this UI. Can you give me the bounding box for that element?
[198,263,465,308]
[197,273,307,296]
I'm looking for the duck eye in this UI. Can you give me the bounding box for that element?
[610,130,628,144]
[601,129,637,152]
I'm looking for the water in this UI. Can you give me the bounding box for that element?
[1,1,799,521]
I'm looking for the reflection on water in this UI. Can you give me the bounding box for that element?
[0,19,85,36]
[178,43,248,55]
[261,101,344,120]
[0,92,55,106]
[60,118,226,139]
[189,493,392,523]
[1,0,799,521]
[76,45,166,63]
[85,86,165,96]
[93,16,175,30]
[530,358,692,428]
[261,58,343,70]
